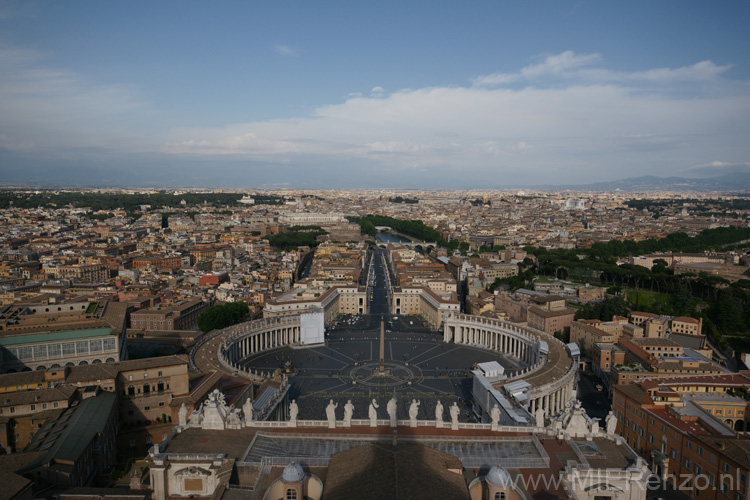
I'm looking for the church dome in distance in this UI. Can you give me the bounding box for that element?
[281,461,306,484]
[486,464,513,488]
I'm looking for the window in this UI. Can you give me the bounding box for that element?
[286,489,297,500]
[129,439,136,447]
[53,402,58,408]
[724,463,732,473]
[687,441,693,449]
[494,493,506,500]
[698,446,704,457]
[30,405,35,411]
[33,345,47,359]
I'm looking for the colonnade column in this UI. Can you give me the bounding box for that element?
[553,390,559,414]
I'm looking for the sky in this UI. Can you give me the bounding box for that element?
[0,0,749,189]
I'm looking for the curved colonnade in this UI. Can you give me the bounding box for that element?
[215,315,302,379]
[196,312,576,420]
[444,313,577,417]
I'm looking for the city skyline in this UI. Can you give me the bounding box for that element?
[0,0,749,188]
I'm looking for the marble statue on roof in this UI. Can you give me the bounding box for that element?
[450,401,460,430]
[590,417,601,435]
[369,399,379,427]
[435,400,444,427]
[188,402,204,428]
[490,403,501,431]
[409,399,420,428]
[227,406,242,429]
[326,399,338,429]
[605,410,617,435]
[343,400,354,427]
[387,397,397,427]
[178,403,188,427]
[242,397,254,423]
[289,399,299,427]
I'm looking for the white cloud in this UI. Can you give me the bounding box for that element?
[473,51,731,87]
[1,43,747,186]
[274,44,297,56]
[473,50,600,86]
[687,161,750,175]
[161,69,750,183]
[521,50,601,79]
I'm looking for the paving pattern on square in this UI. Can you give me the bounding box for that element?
[238,317,521,421]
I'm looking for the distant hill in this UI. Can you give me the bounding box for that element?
[546,173,750,192]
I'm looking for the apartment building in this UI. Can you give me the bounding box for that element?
[56,263,110,283]
[130,298,207,331]
[116,355,190,425]
[391,286,459,329]
[613,373,750,499]
[20,392,118,488]
[570,319,642,356]
[525,295,576,335]
[0,355,190,428]
[264,284,368,324]
[630,311,703,337]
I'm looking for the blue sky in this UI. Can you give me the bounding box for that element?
[0,0,749,188]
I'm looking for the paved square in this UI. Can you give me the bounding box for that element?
[239,316,520,421]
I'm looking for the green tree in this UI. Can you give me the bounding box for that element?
[710,289,744,333]
[197,302,250,333]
